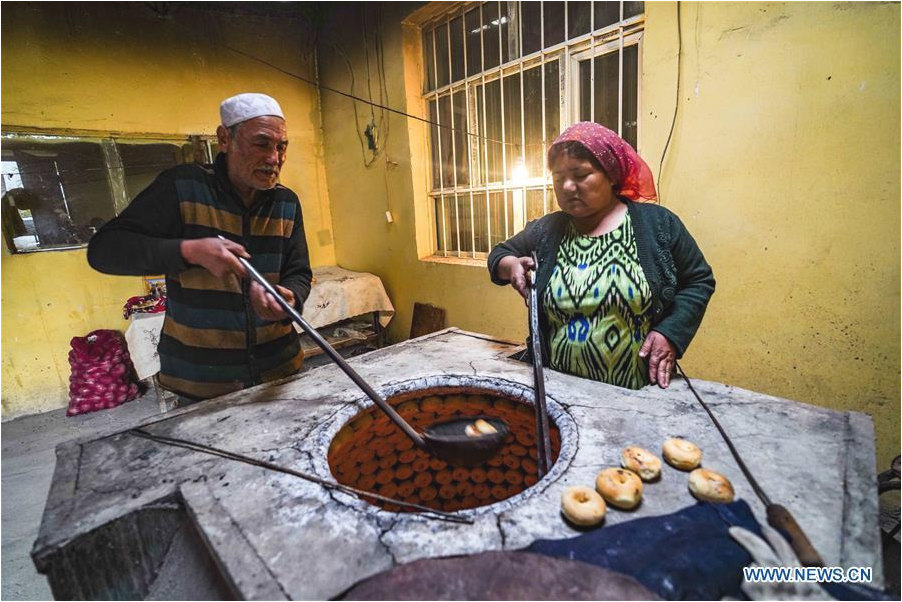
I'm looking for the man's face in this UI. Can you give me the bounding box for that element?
[219,116,288,199]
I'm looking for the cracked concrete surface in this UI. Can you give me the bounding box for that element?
[31,329,883,599]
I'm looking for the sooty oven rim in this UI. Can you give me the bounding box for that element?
[311,374,577,521]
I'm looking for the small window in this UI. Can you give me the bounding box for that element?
[1,133,213,253]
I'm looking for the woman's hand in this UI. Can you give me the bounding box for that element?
[250,281,296,322]
[497,255,536,299]
[639,331,677,389]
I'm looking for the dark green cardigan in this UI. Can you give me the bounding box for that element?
[487,200,715,361]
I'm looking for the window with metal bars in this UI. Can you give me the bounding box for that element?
[422,1,644,258]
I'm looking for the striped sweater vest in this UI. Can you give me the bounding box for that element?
[157,168,304,399]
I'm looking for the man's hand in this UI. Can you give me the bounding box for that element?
[250,281,296,322]
[497,255,536,299]
[639,331,677,388]
[181,237,249,279]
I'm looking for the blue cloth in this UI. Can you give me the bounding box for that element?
[528,500,761,600]
[527,500,890,601]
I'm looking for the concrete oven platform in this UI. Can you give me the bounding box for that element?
[31,329,882,599]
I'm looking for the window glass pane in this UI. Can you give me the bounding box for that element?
[579,60,590,122]
[452,90,470,185]
[1,140,111,251]
[526,188,545,221]
[545,185,556,215]
[434,196,447,252]
[435,23,450,88]
[579,51,619,132]
[568,1,590,38]
[543,2,565,48]
[522,65,544,180]
[506,189,525,234]
[521,1,541,55]
[449,194,459,251]
[429,100,441,187]
[117,142,185,201]
[450,16,465,83]
[474,86,485,187]
[500,2,518,63]
[596,51,620,135]
[471,191,489,252]
[488,191,507,247]
[424,29,436,91]
[624,1,644,19]
[483,78,503,182]
[502,72,522,179]
[457,194,474,253]
[465,8,482,77]
[594,1,620,30]
[438,95,454,187]
[621,44,639,149]
[544,60,561,148]
[482,2,500,69]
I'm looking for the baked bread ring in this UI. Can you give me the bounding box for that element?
[688,468,735,503]
[561,486,606,527]
[620,446,662,481]
[662,438,702,470]
[595,468,643,510]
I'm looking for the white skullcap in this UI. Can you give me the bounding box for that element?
[219,93,284,127]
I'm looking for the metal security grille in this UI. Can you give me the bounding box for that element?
[422,1,645,258]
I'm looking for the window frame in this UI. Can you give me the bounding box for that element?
[419,1,646,261]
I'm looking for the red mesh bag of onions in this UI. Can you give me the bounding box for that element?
[67,330,140,416]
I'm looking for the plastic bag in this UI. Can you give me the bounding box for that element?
[67,329,140,416]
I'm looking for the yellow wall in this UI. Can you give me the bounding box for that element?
[1,3,334,417]
[318,3,899,469]
[3,3,898,471]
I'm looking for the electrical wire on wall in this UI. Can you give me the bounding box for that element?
[656,1,682,204]
[360,8,388,169]
[373,7,399,224]
[185,9,510,150]
[134,3,671,178]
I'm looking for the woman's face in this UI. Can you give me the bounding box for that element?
[551,153,617,219]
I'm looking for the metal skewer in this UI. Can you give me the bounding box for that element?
[528,252,553,477]
[676,362,824,567]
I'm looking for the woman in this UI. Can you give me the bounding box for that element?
[488,122,714,389]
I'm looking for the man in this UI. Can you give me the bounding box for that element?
[88,93,311,401]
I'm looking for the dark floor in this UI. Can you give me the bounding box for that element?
[1,390,163,601]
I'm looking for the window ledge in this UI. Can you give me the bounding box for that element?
[419,255,487,268]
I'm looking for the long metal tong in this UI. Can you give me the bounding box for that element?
[225,239,508,467]
[676,362,824,567]
[528,252,554,477]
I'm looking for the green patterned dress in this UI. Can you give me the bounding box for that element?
[543,213,653,389]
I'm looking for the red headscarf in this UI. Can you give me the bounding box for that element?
[550,122,657,202]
